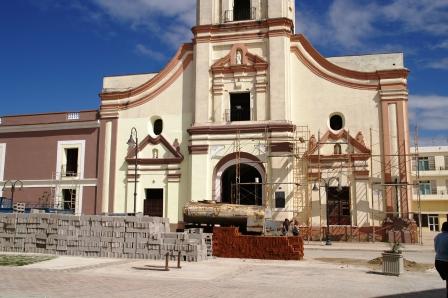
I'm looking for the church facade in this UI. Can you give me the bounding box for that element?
[0,0,413,235]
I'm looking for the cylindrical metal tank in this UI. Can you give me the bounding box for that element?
[183,201,265,228]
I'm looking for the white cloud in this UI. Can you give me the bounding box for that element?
[425,58,448,70]
[91,0,196,46]
[433,40,448,49]
[296,0,448,52]
[135,44,165,60]
[409,95,448,131]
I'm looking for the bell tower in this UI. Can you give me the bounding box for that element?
[197,0,295,28]
[193,0,296,124]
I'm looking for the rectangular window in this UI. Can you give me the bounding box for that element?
[62,189,76,211]
[419,181,431,195]
[65,148,79,177]
[428,215,440,232]
[230,92,251,121]
[234,0,251,21]
[275,191,286,209]
[418,157,429,171]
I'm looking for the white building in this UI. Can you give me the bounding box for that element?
[412,146,448,233]
[96,0,413,237]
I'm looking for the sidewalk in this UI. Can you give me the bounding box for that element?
[304,241,434,252]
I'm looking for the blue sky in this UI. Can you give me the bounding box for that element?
[0,0,447,145]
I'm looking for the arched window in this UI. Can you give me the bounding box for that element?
[334,144,342,155]
[153,119,163,135]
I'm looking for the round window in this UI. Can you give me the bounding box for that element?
[329,114,344,131]
[153,119,163,135]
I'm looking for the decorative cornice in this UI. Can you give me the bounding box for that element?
[125,135,184,165]
[290,34,409,91]
[211,44,269,75]
[188,145,209,155]
[306,129,371,157]
[0,120,99,134]
[100,44,193,111]
[188,123,295,136]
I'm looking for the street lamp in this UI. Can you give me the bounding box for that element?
[127,127,138,215]
[2,180,23,210]
[312,177,341,246]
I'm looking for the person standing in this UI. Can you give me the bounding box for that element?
[435,221,448,294]
[282,219,290,236]
[292,220,300,236]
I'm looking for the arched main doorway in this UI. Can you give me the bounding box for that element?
[221,163,263,206]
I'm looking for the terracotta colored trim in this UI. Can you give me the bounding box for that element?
[0,109,98,120]
[101,44,193,101]
[188,123,295,135]
[125,134,184,165]
[167,173,182,182]
[127,174,141,179]
[291,34,409,81]
[108,118,118,214]
[100,54,193,112]
[354,170,370,177]
[307,154,371,162]
[211,46,269,75]
[381,102,393,214]
[192,18,293,34]
[194,30,291,44]
[291,47,378,90]
[188,145,209,154]
[95,120,107,214]
[0,121,100,134]
[167,173,181,179]
[306,130,371,156]
[270,142,293,153]
[396,101,409,214]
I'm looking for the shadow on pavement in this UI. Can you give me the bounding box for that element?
[374,288,446,298]
[132,265,182,271]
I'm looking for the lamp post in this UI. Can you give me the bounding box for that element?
[127,127,138,215]
[312,177,341,246]
[2,180,23,209]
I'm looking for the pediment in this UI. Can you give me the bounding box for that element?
[126,135,184,165]
[306,130,371,162]
[211,44,268,74]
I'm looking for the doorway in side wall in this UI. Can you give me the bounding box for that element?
[144,188,163,217]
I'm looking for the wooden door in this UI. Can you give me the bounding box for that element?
[144,189,163,217]
[327,187,351,225]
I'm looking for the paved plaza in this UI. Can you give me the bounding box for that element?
[0,242,445,298]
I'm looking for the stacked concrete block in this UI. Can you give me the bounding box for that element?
[0,214,212,262]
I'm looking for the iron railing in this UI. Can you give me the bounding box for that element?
[224,7,256,22]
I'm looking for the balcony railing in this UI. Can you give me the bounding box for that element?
[225,108,254,122]
[67,113,80,120]
[224,7,256,23]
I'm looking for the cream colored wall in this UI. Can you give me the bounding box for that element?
[112,62,195,222]
[290,47,386,227]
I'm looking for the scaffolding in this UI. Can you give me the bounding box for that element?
[228,123,422,243]
[51,165,81,213]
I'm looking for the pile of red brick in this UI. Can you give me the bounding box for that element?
[213,227,304,260]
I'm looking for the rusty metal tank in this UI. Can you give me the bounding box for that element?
[183,201,265,230]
